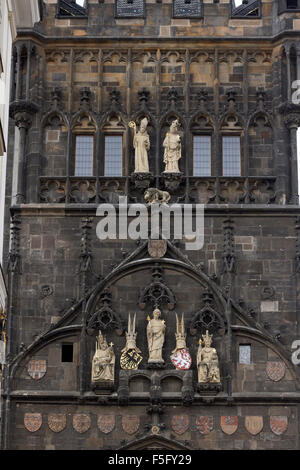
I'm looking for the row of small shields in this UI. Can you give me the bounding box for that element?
[24,414,139,435]
[170,415,288,436]
[24,413,288,436]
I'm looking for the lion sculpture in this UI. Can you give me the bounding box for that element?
[144,188,171,205]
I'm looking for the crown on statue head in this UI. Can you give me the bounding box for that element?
[97,331,108,349]
[202,330,213,346]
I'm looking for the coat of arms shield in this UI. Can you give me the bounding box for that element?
[148,240,167,259]
[245,416,263,435]
[220,416,238,435]
[170,348,192,370]
[73,414,91,434]
[171,414,190,435]
[48,414,67,433]
[122,415,140,435]
[98,415,115,434]
[196,416,213,435]
[270,416,288,436]
[27,360,47,380]
[24,413,42,433]
[266,361,286,382]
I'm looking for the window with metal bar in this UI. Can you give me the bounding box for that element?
[74,135,94,176]
[193,135,211,176]
[222,136,241,176]
[104,135,123,177]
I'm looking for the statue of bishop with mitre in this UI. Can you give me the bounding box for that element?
[129,117,150,173]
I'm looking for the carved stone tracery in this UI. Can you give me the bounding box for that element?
[138,265,176,311]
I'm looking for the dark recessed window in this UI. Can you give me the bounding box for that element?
[222,136,241,177]
[104,135,123,177]
[75,135,94,176]
[239,344,251,364]
[61,344,74,363]
[193,135,211,176]
[287,0,298,9]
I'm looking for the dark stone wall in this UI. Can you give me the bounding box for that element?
[3,0,300,451]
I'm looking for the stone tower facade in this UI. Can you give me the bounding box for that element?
[2,0,300,450]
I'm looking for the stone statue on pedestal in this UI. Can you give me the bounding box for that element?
[163,119,182,173]
[129,118,150,173]
[197,330,220,383]
[147,308,166,364]
[91,331,115,384]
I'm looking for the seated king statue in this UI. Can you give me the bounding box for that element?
[197,330,221,383]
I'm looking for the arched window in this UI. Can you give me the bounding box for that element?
[101,114,126,177]
[72,113,96,176]
[220,114,243,176]
[190,114,214,176]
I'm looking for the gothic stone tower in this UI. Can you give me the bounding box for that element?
[2,0,300,450]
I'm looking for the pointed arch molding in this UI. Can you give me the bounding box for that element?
[42,110,69,129]
[7,240,300,386]
[118,433,192,450]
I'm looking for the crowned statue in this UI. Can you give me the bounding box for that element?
[129,117,150,173]
[91,331,115,384]
[163,119,182,173]
[147,307,166,364]
[197,330,221,383]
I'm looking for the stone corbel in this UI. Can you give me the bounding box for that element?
[131,172,153,191]
[162,172,184,192]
